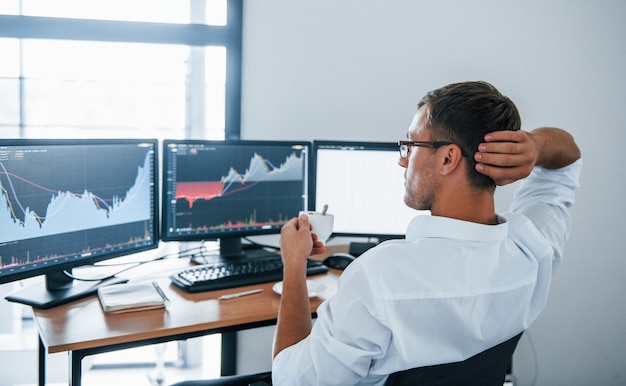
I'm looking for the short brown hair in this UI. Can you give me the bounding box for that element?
[418,81,521,189]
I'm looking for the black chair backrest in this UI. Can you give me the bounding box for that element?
[385,332,523,386]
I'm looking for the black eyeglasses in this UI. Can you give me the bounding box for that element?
[397,140,469,159]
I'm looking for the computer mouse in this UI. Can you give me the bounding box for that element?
[322,253,356,270]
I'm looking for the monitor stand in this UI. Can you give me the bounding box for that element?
[349,241,377,257]
[5,271,128,309]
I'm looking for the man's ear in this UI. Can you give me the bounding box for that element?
[439,145,465,176]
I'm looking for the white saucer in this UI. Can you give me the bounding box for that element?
[272,280,327,298]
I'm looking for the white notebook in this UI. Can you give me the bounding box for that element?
[97,282,166,314]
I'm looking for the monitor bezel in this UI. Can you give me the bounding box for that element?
[160,139,311,243]
[0,138,160,285]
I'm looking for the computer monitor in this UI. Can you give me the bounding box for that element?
[311,141,425,241]
[161,139,310,258]
[0,139,159,308]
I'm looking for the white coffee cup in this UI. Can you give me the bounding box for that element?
[299,211,334,243]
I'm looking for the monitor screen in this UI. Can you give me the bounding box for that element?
[311,141,424,240]
[161,140,310,257]
[0,139,159,308]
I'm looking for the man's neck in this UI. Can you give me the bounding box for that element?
[431,188,498,225]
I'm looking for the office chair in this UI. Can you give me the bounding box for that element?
[385,332,523,386]
[169,373,272,386]
[169,331,522,386]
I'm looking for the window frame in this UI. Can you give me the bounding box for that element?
[0,0,242,139]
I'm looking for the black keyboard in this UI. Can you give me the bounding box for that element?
[170,255,329,293]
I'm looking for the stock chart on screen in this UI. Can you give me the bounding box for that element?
[162,140,309,242]
[0,141,157,273]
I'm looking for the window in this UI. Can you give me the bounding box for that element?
[0,2,241,383]
[0,0,242,140]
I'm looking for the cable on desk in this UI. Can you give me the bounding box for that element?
[63,242,212,282]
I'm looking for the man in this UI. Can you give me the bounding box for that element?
[273,81,582,385]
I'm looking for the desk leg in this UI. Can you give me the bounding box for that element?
[69,351,83,386]
[38,335,45,386]
[221,331,237,376]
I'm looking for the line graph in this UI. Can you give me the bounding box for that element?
[175,151,303,208]
[0,148,152,245]
[167,146,306,235]
[0,163,112,226]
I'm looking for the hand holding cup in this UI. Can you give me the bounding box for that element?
[299,210,334,244]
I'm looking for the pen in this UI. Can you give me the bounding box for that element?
[152,281,171,306]
[218,288,263,300]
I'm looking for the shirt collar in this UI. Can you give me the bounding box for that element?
[405,214,508,242]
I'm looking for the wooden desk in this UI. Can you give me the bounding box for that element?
[32,247,344,386]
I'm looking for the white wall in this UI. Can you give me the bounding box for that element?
[241,0,626,385]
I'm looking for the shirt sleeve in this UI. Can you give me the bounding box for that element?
[509,159,582,271]
[272,263,390,386]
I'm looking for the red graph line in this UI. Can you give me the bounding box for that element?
[0,165,110,225]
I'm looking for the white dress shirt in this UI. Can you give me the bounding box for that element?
[273,160,582,386]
